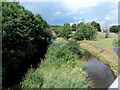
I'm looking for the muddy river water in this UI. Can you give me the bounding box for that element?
[86,56,115,88]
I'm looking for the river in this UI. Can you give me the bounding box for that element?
[86,56,114,88]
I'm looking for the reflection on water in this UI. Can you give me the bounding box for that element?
[86,56,114,88]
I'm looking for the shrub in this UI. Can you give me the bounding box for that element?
[67,40,84,56]
[74,23,97,40]
[45,40,79,66]
[109,25,120,33]
[113,38,120,47]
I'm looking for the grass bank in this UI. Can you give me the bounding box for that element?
[21,38,91,88]
[80,34,119,77]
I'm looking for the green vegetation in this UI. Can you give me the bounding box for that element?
[113,38,120,47]
[87,34,117,49]
[109,25,120,33]
[52,23,72,39]
[74,23,97,40]
[80,34,118,77]
[51,25,62,36]
[21,39,91,88]
[2,2,52,88]
[2,1,118,89]
[90,21,101,32]
[59,23,72,39]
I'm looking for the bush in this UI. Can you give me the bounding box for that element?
[67,40,84,56]
[74,23,97,40]
[113,39,120,47]
[45,40,79,66]
[109,25,120,33]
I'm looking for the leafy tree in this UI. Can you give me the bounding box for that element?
[90,21,101,32]
[59,23,72,39]
[74,23,97,40]
[109,25,120,33]
[52,25,63,36]
[72,24,77,31]
[2,2,51,88]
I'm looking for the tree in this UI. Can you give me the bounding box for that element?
[74,23,97,40]
[72,24,77,31]
[109,25,120,33]
[59,23,72,39]
[2,2,52,88]
[90,21,101,32]
[52,25,63,36]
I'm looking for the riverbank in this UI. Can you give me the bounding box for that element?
[80,40,119,77]
[21,38,91,88]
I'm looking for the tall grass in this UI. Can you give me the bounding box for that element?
[21,39,91,88]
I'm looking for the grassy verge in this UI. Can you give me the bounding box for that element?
[21,38,91,88]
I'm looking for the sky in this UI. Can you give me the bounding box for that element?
[18,0,119,27]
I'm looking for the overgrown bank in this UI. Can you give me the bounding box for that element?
[21,38,91,88]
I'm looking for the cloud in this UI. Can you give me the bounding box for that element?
[64,0,98,12]
[105,17,111,20]
[54,11,61,15]
[20,1,118,26]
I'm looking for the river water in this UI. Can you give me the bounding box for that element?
[86,56,114,88]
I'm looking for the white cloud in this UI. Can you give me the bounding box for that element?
[54,11,61,15]
[105,17,111,20]
[64,0,98,11]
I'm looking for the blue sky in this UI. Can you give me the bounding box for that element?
[19,0,118,27]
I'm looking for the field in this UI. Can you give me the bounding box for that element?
[88,34,118,49]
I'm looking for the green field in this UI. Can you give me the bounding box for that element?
[88,34,118,49]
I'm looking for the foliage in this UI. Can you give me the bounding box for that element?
[90,21,101,32]
[67,40,84,55]
[52,25,63,36]
[2,2,51,88]
[21,68,43,88]
[59,23,72,39]
[21,40,91,88]
[109,25,120,33]
[71,23,77,31]
[45,40,80,66]
[74,23,97,40]
[113,38,120,47]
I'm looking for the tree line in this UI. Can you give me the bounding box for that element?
[2,2,52,88]
[52,21,100,40]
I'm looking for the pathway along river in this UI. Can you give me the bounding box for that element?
[86,56,115,88]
